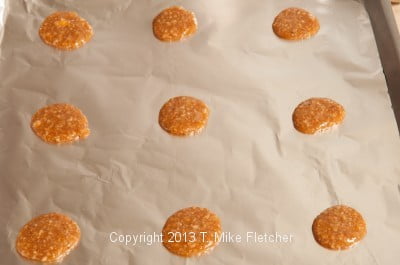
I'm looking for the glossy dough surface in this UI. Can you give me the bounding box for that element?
[16,213,81,263]
[39,11,93,50]
[31,103,90,144]
[159,96,209,136]
[292,98,345,134]
[312,205,367,250]
[272,7,320,40]
[162,207,222,257]
[153,6,197,42]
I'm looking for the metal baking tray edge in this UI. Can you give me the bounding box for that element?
[365,0,400,132]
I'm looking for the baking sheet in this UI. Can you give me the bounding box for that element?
[365,0,400,129]
[1,0,400,264]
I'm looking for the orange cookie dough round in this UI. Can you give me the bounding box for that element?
[159,96,209,136]
[153,6,197,42]
[312,205,366,250]
[272,7,320,40]
[39,11,93,50]
[292,98,345,134]
[16,213,81,263]
[162,207,222,257]
[31,103,90,144]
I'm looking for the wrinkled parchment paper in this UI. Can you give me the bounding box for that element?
[1,0,400,264]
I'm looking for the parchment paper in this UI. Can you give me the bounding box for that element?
[1,0,400,264]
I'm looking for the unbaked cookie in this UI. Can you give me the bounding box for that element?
[292,98,345,134]
[312,205,366,250]
[31,103,90,144]
[159,96,209,136]
[272,7,320,40]
[162,207,222,257]
[39,11,93,50]
[16,213,81,263]
[153,6,197,42]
